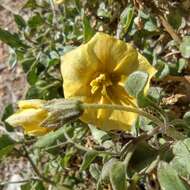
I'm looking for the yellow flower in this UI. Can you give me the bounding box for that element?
[61,32,157,131]
[54,0,64,4]
[6,100,52,136]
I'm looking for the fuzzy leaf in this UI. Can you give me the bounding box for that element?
[80,150,99,171]
[125,71,149,97]
[158,161,189,190]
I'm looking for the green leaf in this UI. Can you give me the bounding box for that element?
[129,141,157,173]
[180,36,190,58]
[34,181,45,190]
[183,111,190,124]
[120,5,134,32]
[1,104,14,131]
[0,28,27,48]
[7,48,17,68]
[21,182,32,190]
[177,58,187,73]
[34,126,66,149]
[89,125,108,145]
[89,164,101,180]
[158,161,189,190]
[167,9,182,30]
[80,150,99,171]
[155,60,170,79]
[28,13,44,28]
[125,71,149,97]
[60,147,76,168]
[148,87,163,103]
[0,134,16,159]
[14,14,26,29]
[21,58,35,72]
[27,65,38,85]
[83,15,95,42]
[23,0,38,9]
[109,161,127,190]
[144,18,157,32]
[173,138,190,156]
[170,138,190,177]
[101,158,118,182]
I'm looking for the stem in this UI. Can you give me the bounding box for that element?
[49,0,57,24]
[22,146,56,186]
[81,103,163,127]
[63,128,117,156]
[0,178,39,186]
[40,81,60,91]
[45,141,70,151]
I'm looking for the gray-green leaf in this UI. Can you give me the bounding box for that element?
[125,71,149,97]
[109,161,127,190]
[0,28,27,48]
[158,161,189,190]
[80,150,99,171]
[83,15,95,42]
[180,36,190,58]
[0,134,16,159]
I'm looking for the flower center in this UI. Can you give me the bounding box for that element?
[90,74,112,96]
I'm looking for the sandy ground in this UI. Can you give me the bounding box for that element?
[0,0,26,112]
[0,1,29,187]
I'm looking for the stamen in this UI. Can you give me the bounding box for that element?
[90,74,112,95]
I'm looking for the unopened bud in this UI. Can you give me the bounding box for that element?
[41,99,83,128]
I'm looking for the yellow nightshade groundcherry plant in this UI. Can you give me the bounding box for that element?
[6,32,157,135]
[61,32,157,131]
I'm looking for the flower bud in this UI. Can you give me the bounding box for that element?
[6,99,83,136]
[42,99,83,128]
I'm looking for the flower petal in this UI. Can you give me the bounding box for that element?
[6,108,48,127]
[21,124,51,136]
[80,86,137,131]
[18,99,45,109]
[61,44,102,98]
[87,32,138,74]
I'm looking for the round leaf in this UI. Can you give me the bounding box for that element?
[180,36,190,58]
[125,71,149,97]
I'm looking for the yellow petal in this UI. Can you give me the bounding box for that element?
[21,124,51,136]
[18,99,45,109]
[6,108,48,127]
[97,96,112,119]
[61,44,102,98]
[87,33,138,73]
[80,86,137,131]
[112,44,139,76]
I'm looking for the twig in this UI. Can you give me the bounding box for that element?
[0,178,39,186]
[49,0,57,24]
[22,146,56,185]
[158,15,181,43]
[0,4,18,15]
[45,141,69,151]
[63,127,117,155]
[14,146,70,189]
[164,50,181,58]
